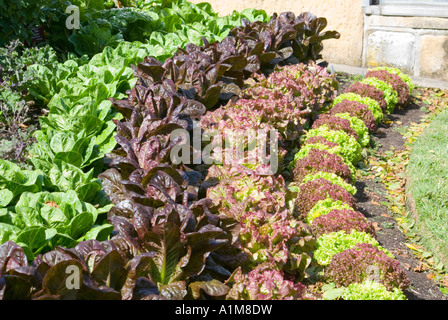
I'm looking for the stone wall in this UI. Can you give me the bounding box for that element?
[363,14,448,81]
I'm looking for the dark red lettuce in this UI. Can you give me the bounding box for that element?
[329,99,377,131]
[326,243,411,291]
[295,178,357,218]
[311,114,358,140]
[310,209,376,237]
[293,148,353,184]
[365,69,410,105]
[344,82,387,112]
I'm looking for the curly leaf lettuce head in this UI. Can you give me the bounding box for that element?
[360,77,398,113]
[306,198,355,224]
[371,66,414,94]
[365,69,409,106]
[344,82,387,112]
[293,148,355,185]
[332,112,370,148]
[294,178,357,218]
[225,97,309,142]
[304,127,362,165]
[314,230,394,266]
[205,164,291,217]
[332,92,383,123]
[226,265,307,300]
[311,114,358,141]
[326,243,411,291]
[292,142,342,168]
[238,208,314,272]
[330,99,376,131]
[342,280,407,300]
[311,209,376,238]
[300,171,357,195]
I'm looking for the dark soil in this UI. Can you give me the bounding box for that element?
[357,101,446,300]
[335,73,446,300]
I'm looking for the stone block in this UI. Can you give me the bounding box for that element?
[419,34,448,81]
[365,30,416,74]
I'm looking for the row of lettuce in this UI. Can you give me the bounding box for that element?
[291,66,415,300]
[0,0,271,165]
[0,0,276,257]
[0,7,346,299]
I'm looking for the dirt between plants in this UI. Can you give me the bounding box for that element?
[354,101,446,300]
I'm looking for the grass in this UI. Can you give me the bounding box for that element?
[406,108,448,265]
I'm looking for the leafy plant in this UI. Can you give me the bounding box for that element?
[329,99,376,131]
[293,148,355,185]
[313,230,393,266]
[226,265,307,300]
[332,92,383,123]
[341,280,407,300]
[303,127,362,165]
[311,114,358,141]
[311,209,376,238]
[0,0,45,46]
[243,61,338,118]
[0,239,157,300]
[0,41,59,165]
[0,159,45,205]
[306,199,355,224]
[294,178,357,219]
[360,77,398,113]
[344,82,387,112]
[365,69,409,106]
[1,190,112,260]
[326,243,410,291]
[371,66,414,94]
[204,164,314,276]
[332,112,370,148]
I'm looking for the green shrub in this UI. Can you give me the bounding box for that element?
[0,0,45,46]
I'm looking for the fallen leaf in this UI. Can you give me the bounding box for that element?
[413,263,428,273]
[441,277,448,287]
[402,263,411,270]
[371,199,381,206]
[406,242,423,250]
[426,273,437,280]
[372,222,381,232]
[45,201,59,209]
[381,213,391,218]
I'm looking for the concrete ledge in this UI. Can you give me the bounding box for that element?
[364,4,448,18]
[328,63,448,90]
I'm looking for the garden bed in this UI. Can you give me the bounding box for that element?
[344,81,448,300]
[1,0,447,301]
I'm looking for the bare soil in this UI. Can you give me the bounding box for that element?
[336,74,446,300]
